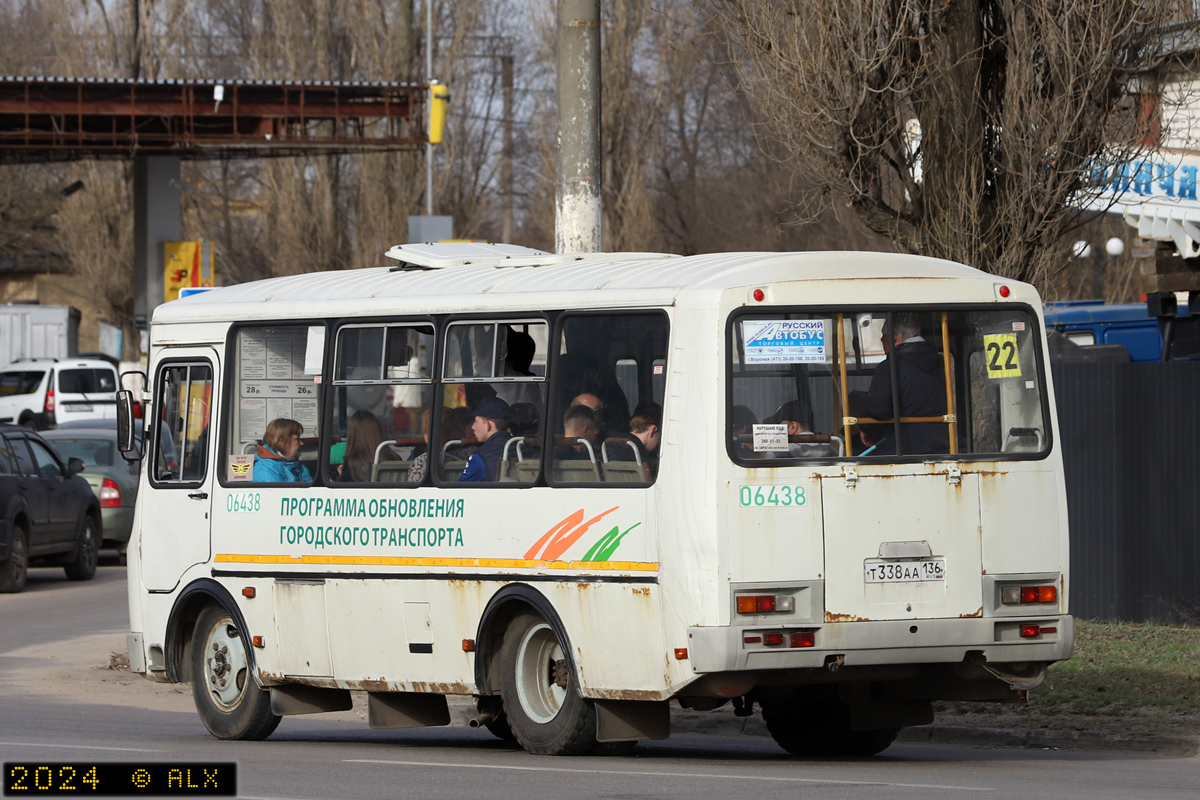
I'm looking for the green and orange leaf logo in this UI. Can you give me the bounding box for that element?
[525,506,641,562]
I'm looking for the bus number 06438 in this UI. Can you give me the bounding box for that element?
[739,485,806,507]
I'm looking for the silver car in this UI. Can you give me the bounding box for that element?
[40,427,139,557]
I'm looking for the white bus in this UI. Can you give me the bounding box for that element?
[120,243,1071,757]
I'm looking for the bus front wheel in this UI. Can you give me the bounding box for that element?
[190,605,281,740]
[499,612,597,756]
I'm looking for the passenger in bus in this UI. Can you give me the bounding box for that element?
[459,396,512,482]
[338,410,399,482]
[764,400,837,458]
[496,328,540,407]
[850,314,949,455]
[731,405,760,459]
[629,402,662,478]
[507,402,540,437]
[556,404,601,461]
[407,410,432,484]
[253,418,312,482]
[556,351,630,435]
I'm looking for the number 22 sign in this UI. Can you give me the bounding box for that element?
[983,333,1021,378]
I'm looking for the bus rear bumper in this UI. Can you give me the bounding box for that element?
[687,615,1074,674]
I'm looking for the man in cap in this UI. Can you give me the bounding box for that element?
[459,396,513,482]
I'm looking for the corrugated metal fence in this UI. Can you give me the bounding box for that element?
[1053,362,1200,622]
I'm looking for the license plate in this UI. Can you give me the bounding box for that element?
[63,403,93,413]
[864,559,945,583]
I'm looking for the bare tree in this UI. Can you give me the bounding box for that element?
[719,1,1189,289]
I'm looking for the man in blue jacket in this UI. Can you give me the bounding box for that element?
[459,396,512,482]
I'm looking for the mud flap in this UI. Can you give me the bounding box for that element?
[367,691,451,729]
[595,699,670,742]
[269,684,353,716]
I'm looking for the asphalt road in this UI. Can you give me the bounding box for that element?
[2,565,1198,800]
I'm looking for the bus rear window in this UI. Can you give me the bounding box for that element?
[729,308,1048,461]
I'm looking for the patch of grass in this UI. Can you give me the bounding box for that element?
[1030,621,1200,721]
[941,621,1200,731]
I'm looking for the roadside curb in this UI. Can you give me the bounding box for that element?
[667,707,1200,756]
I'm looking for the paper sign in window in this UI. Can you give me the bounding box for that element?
[752,423,789,452]
[984,334,1022,378]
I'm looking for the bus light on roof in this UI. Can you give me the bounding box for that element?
[999,285,1011,298]
[753,288,765,302]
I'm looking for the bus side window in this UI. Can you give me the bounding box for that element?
[329,323,434,485]
[437,320,547,485]
[153,363,213,485]
[224,326,322,485]
[549,313,669,485]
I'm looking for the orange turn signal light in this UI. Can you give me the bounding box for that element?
[1037,586,1057,603]
[251,635,265,648]
[462,639,476,652]
[242,587,256,598]
[674,648,688,660]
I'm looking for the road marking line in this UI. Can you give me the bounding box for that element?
[0,741,166,753]
[344,758,994,791]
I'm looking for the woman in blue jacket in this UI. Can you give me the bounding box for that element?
[253,418,312,482]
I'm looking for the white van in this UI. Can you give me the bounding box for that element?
[0,358,120,430]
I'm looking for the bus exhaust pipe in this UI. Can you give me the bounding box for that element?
[469,711,496,729]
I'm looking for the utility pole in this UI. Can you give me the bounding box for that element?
[555,0,602,254]
[425,0,434,216]
[501,55,514,244]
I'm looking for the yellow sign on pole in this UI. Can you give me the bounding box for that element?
[164,241,216,302]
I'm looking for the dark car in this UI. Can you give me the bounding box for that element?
[0,423,101,592]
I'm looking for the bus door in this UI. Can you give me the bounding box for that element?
[820,470,983,621]
[141,353,217,592]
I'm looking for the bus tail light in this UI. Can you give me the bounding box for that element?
[789,631,815,648]
[1001,585,1058,605]
[736,594,795,614]
[99,477,122,508]
[763,633,784,646]
[1019,624,1041,638]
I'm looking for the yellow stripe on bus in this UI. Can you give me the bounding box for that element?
[213,554,659,572]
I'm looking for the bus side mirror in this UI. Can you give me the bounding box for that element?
[117,390,137,454]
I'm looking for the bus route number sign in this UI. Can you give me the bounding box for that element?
[739,485,806,507]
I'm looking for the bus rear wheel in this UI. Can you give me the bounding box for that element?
[762,695,896,757]
[191,605,281,741]
[499,612,597,756]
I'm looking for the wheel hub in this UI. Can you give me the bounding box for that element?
[204,620,249,709]
[514,623,568,725]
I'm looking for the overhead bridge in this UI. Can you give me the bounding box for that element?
[0,76,426,161]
